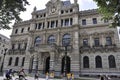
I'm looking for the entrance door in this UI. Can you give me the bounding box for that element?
[61,56,71,74]
[45,57,50,73]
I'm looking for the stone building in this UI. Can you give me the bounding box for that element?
[0,34,10,71]
[4,0,120,77]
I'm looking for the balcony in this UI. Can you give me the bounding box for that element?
[80,46,91,53]
[105,44,117,52]
[92,45,104,53]
[8,49,26,55]
[80,44,117,53]
[29,44,56,53]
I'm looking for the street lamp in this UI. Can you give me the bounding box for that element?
[0,48,7,73]
[64,45,68,77]
[62,39,70,79]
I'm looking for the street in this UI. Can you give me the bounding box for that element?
[0,75,120,80]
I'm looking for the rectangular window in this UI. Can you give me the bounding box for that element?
[106,37,112,46]
[21,28,24,33]
[21,57,25,66]
[35,23,38,29]
[56,20,58,27]
[47,22,49,28]
[51,21,55,28]
[28,27,30,31]
[43,22,45,29]
[12,44,15,49]
[70,9,73,12]
[15,29,18,34]
[70,18,73,25]
[94,38,100,46]
[24,43,27,50]
[83,39,88,46]
[93,18,97,24]
[82,19,86,25]
[18,43,21,49]
[38,23,42,29]
[61,19,63,27]
[65,19,69,26]
[61,10,64,14]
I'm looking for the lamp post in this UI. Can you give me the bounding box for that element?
[35,56,38,73]
[0,48,7,73]
[64,45,67,78]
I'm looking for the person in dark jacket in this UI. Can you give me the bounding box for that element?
[5,69,12,79]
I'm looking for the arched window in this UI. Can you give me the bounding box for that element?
[108,55,116,68]
[47,35,55,44]
[83,56,89,68]
[21,57,25,66]
[62,34,71,46]
[95,56,102,68]
[34,36,42,46]
[15,57,19,66]
[8,57,12,66]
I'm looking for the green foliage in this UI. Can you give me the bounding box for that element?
[93,0,120,27]
[0,0,29,29]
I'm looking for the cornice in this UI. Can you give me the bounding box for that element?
[79,9,99,16]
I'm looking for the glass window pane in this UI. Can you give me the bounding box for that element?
[65,19,69,26]
[48,35,55,44]
[34,37,42,46]
[62,34,71,46]
[108,55,116,68]
[106,37,112,45]
[82,19,86,25]
[94,38,99,46]
[83,56,89,68]
[93,18,97,24]
[95,56,102,68]
[83,39,88,46]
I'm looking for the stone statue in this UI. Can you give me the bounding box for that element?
[33,6,37,12]
[74,0,78,4]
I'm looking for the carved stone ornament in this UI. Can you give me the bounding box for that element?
[51,6,56,13]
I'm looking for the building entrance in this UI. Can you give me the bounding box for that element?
[61,56,71,74]
[45,56,50,73]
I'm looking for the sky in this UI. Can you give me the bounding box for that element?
[0,0,97,38]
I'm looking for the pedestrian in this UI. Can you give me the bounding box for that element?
[46,72,49,80]
[5,69,13,80]
[18,69,26,79]
[69,73,72,80]
[34,72,39,80]
[100,75,104,80]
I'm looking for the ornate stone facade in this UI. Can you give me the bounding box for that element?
[4,0,120,77]
[0,34,10,71]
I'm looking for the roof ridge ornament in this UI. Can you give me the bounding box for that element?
[33,6,37,12]
[74,0,78,4]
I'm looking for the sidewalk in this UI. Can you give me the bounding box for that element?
[0,76,100,80]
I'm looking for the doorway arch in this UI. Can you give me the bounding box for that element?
[61,56,71,74]
[45,57,50,73]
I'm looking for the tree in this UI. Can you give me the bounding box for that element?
[93,0,120,27]
[0,0,29,29]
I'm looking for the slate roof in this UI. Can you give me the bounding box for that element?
[63,0,71,6]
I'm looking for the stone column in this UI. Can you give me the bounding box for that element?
[32,52,38,72]
[90,36,93,47]
[69,18,70,26]
[49,51,55,72]
[101,35,105,46]
[71,31,80,77]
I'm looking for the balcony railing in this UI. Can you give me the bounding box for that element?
[8,49,26,55]
[80,44,117,53]
[105,44,116,52]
